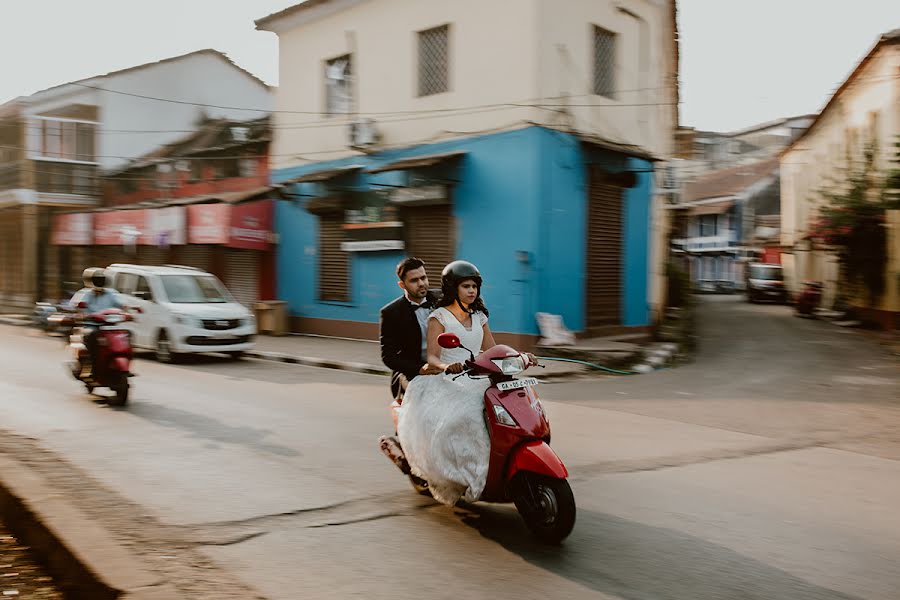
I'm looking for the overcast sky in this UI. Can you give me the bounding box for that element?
[1,1,898,132]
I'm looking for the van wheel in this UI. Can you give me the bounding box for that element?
[155,332,177,364]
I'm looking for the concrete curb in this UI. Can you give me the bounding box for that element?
[245,349,392,376]
[0,316,30,327]
[245,349,589,379]
[629,342,679,374]
[0,455,178,599]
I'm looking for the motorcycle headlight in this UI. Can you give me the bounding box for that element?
[491,355,527,375]
[492,404,518,427]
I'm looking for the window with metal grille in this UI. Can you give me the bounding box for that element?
[593,26,616,98]
[418,25,449,97]
[325,54,353,115]
[318,215,350,302]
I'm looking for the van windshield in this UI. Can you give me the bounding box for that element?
[749,265,783,281]
[160,275,231,303]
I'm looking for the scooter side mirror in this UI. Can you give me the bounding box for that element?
[438,333,462,349]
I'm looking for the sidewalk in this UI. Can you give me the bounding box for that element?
[248,334,596,379]
[0,317,671,379]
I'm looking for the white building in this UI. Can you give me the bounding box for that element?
[0,50,273,308]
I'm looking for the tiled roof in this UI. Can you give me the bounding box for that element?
[683,158,779,203]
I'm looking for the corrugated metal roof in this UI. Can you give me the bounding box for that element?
[367,151,467,174]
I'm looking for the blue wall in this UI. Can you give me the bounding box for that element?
[273,126,653,335]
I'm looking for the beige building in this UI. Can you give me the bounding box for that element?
[780,29,900,326]
[257,0,679,338]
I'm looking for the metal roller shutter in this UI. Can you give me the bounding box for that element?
[586,167,623,330]
[137,246,167,267]
[177,245,214,273]
[318,215,350,302]
[225,249,260,307]
[91,246,122,270]
[403,205,455,275]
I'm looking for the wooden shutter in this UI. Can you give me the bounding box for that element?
[318,214,349,301]
[404,205,455,276]
[586,167,623,330]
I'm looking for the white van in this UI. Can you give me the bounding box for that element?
[106,264,257,362]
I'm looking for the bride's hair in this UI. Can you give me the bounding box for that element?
[436,278,489,316]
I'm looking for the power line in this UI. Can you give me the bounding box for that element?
[67,81,677,117]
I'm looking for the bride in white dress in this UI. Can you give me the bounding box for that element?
[397,261,497,506]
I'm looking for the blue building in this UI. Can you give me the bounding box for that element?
[274,125,656,347]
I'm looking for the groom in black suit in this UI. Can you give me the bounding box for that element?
[380,257,441,401]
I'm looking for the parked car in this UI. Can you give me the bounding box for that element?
[746,263,787,303]
[104,264,256,362]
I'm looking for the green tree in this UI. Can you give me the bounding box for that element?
[810,138,899,303]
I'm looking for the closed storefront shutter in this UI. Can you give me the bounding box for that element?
[403,205,455,275]
[225,249,260,307]
[177,245,214,273]
[137,246,168,267]
[319,215,350,302]
[586,167,623,330]
[91,246,122,271]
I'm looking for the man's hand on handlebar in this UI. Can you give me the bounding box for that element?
[419,363,443,376]
[444,362,465,374]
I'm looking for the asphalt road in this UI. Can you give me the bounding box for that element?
[0,296,897,599]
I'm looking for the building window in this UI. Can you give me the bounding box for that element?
[593,26,616,98]
[239,158,258,178]
[36,119,95,162]
[189,160,203,182]
[325,54,353,115]
[699,215,717,237]
[418,25,449,97]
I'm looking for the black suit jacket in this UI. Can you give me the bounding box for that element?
[380,292,438,397]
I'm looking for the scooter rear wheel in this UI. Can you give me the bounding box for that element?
[109,377,129,407]
[511,473,576,544]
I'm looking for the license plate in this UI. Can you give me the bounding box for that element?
[498,378,539,391]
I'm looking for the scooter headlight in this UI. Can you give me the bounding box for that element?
[492,403,518,427]
[491,355,527,375]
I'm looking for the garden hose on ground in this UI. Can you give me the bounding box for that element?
[536,356,638,376]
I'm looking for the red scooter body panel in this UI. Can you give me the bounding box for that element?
[507,440,569,480]
[480,385,556,502]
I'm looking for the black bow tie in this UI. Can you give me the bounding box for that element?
[413,301,432,310]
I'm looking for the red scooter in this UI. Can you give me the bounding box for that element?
[795,281,823,317]
[65,308,135,406]
[380,333,576,544]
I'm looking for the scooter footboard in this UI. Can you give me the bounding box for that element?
[507,440,568,480]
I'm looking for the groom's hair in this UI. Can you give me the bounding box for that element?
[396,257,426,281]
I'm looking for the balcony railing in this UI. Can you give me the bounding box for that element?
[683,232,737,252]
[34,160,99,197]
[0,163,21,191]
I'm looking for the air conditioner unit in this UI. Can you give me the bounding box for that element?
[349,118,380,150]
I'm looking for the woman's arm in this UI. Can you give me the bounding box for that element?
[481,322,497,351]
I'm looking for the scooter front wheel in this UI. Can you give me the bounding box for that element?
[511,473,576,544]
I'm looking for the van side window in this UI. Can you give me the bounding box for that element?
[116,273,138,295]
[135,277,153,301]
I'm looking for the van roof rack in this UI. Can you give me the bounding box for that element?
[162,264,204,271]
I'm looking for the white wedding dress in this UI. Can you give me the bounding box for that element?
[397,307,492,506]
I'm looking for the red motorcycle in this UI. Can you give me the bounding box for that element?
[795,281,823,317]
[381,332,576,544]
[65,308,135,406]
